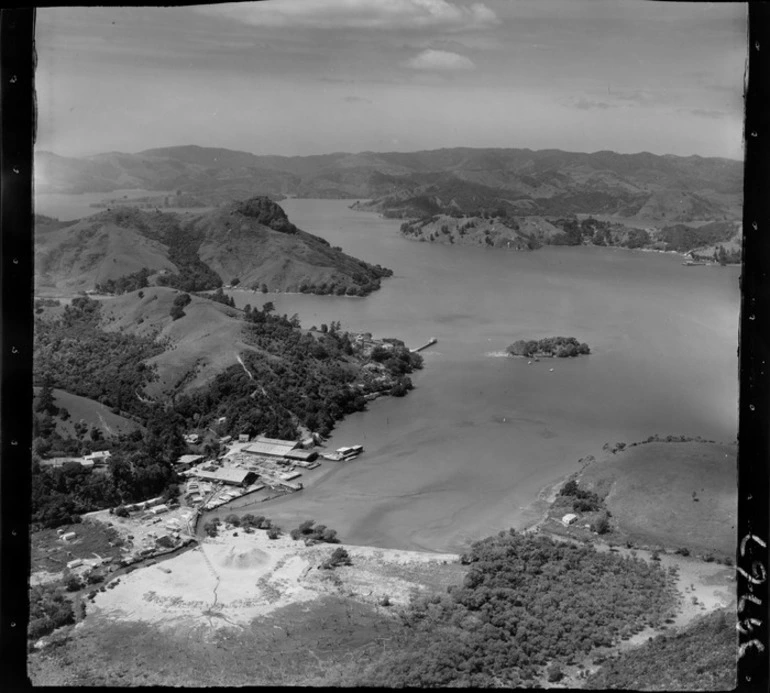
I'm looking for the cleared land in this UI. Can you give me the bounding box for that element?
[30,520,126,578]
[28,525,463,686]
[561,441,736,558]
[87,527,462,630]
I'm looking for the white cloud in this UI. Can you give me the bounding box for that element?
[195,0,498,31]
[405,48,475,71]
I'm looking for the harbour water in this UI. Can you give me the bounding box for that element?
[217,199,741,553]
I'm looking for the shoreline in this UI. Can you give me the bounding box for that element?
[352,205,739,263]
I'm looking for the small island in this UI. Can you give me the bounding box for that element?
[507,336,590,358]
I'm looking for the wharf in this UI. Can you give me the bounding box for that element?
[411,337,438,353]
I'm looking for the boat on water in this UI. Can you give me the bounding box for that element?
[321,445,364,462]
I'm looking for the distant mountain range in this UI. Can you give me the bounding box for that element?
[36,145,742,223]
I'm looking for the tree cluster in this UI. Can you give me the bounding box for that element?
[131,210,223,292]
[321,547,352,570]
[95,267,151,295]
[199,287,236,309]
[289,519,340,544]
[174,308,419,439]
[169,292,192,320]
[31,406,184,529]
[34,296,164,418]
[351,530,677,688]
[657,221,736,253]
[507,336,590,358]
[28,583,75,641]
[558,479,604,513]
[585,609,736,690]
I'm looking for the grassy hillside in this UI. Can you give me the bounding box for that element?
[97,286,256,397]
[399,214,560,250]
[578,441,736,558]
[399,212,741,258]
[191,197,392,295]
[34,213,178,295]
[34,199,392,298]
[33,387,143,438]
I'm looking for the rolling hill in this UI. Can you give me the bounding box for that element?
[34,213,178,295]
[35,145,742,224]
[33,387,144,438]
[97,287,259,397]
[34,197,392,297]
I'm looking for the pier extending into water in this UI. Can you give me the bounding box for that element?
[411,337,438,353]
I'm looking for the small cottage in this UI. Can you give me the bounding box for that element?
[561,513,578,527]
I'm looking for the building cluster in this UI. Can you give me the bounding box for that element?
[349,332,401,358]
[39,450,112,469]
[174,435,326,511]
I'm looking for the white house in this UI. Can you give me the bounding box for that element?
[561,513,578,527]
[84,450,112,463]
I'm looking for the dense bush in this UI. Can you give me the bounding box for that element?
[34,296,163,418]
[174,307,419,440]
[31,407,184,529]
[322,547,352,569]
[507,336,590,358]
[290,519,340,544]
[28,583,75,641]
[199,287,235,309]
[138,211,223,292]
[585,610,737,690]
[350,531,677,687]
[95,267,150,295]
[657,222,736,253]
[169,292,191,320]
[559,479,604,513]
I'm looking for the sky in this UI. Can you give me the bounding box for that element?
[35,1,747,160]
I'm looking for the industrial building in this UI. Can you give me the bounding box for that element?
[244,436,318,462]
[173,454,205,471]
[191,468,258,487]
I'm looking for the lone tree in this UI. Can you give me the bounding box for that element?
[592,511,611,535]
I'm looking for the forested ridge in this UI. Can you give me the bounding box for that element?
[338,530,678,687]
[174,307,422,439]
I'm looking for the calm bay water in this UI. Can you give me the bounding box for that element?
[35,189,166,220]
[220,199,740,553]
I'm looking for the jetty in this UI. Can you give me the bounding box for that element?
[411,337,438,353]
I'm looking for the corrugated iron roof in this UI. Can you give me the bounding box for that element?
[244,441,297,458]
[193,468,254,484]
